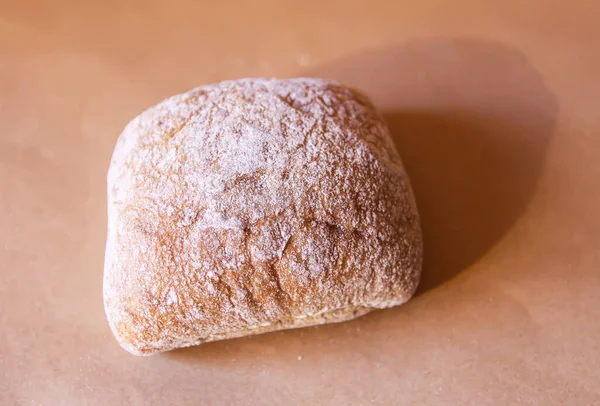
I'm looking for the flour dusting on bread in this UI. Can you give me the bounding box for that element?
[104,78,422,355]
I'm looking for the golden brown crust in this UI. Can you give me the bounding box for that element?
[103,78,422,355]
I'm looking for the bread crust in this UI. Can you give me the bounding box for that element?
[104,78,422,355]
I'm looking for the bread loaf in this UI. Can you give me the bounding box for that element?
[103,78,422,355]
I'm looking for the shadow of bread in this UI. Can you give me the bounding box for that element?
[306,37,559,293]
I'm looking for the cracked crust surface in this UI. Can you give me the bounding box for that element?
[104,78,422,355]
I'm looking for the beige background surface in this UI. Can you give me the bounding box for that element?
[1,1,600,404]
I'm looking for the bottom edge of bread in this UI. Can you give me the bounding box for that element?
[129,304,381,356]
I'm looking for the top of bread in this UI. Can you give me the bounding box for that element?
[104,78,422,355]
